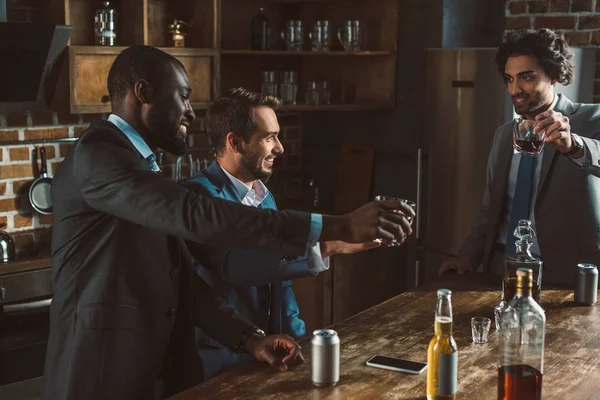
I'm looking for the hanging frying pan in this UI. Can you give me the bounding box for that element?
[29,146,53,215]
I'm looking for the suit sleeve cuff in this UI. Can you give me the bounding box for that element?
[306,242,330,275]
[308,213,323,246]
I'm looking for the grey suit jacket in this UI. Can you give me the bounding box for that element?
[459,94,600,286]
[43,120,312,400]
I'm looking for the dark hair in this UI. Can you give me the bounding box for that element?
[107,45,185,104]
[495,28,574,85]
[206,87,281,155]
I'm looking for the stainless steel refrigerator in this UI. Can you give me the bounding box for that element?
[415,47,595,285]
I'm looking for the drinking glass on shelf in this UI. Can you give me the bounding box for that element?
[513,118,545,156]
[261,71,278,97]
[281,20,303,51]
[320,80,331,105]
[280,71,298,105]
[306,81,320,105]
[337,20,361,52]
[373,195,416,246]
[309,20,329,52]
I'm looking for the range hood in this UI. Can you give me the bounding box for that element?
[0,22,72,112]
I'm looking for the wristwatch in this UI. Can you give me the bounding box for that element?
[566,133,584,157]
[234,325,266,354]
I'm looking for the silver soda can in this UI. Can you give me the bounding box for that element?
[311,329,340,387]
[575,263,598,305]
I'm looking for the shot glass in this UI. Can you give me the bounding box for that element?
[471,317,491,344]
[373,195,416,246]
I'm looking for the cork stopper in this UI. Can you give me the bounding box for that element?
[516,268,533,297]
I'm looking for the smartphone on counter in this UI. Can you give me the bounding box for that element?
[366,355,427,375]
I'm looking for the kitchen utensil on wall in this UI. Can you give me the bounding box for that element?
[29,146,53,215]
[281,20,303,51]
[94,1,117,46]
[337,20,361,52]
[0,223,16,263]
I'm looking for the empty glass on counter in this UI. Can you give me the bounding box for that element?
[281,20,303,51]
[337,20,361,52]
[471,317,491,344]
[309,20,330,51]
[280,71,298,105]
[261,71,278,97]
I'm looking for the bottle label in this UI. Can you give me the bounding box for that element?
[438,352,457,395]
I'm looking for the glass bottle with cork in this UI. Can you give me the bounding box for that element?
[427,288,458,399]
[498,268,545,400]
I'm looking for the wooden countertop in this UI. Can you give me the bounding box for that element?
[169,273,600,400]
[0,257,51,276]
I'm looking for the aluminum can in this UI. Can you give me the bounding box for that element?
[575,263,598,305]
[310,329,340,387]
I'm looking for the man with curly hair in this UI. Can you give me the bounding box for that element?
[439,28,600,286]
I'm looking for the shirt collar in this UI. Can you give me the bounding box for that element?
[218,163,269,207]
[548,93,558,111]
[107,114,155,160]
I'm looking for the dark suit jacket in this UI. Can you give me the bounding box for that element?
[43,120,311,400]
[459,94,600,285]
[185,162,316,381]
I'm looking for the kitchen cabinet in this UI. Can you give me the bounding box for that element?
[42,0,397,113]
[68,46,216,113]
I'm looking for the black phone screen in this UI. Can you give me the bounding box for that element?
[367,355,427,371]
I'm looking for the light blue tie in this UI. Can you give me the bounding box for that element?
[505,154,534,257]
[147,154,160,172]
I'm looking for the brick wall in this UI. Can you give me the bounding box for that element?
[504,0,600,100]
[0,110,302,258]
[0,111,92,257]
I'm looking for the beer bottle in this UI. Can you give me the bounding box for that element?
[427,289,458,399]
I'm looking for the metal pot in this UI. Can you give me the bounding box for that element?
[0,223,16,263]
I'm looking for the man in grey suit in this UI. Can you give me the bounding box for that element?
[440,28,600,286]
[43,46,414,400]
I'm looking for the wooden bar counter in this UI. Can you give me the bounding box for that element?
[169,273,600,400]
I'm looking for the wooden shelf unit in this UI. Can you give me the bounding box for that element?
[221,50,394,56]
[219,0,398,110]
[41,0,397,112]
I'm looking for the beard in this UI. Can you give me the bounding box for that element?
[240,149,273,181]
[146,106,188,156]
[515,92,551,116]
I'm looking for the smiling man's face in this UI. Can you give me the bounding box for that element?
[237,106,284,181]
[503,55,556,118]
[144,63,195,155]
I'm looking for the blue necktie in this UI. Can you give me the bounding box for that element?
[147,154,160,172]
[505,154,534,257]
